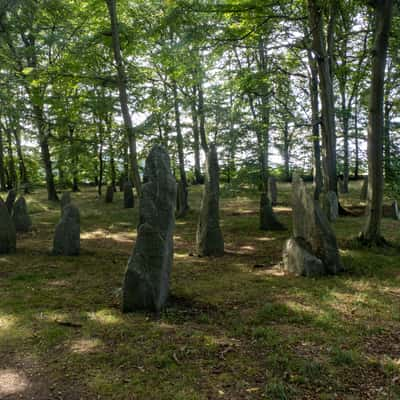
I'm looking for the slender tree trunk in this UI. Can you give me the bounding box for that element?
[283,120,290,181]
[97,119,104,196]
[362,0,393,244]
[105,0,141,195]
[383,62,392,179]
[197,81,208,153]
[12,126,28,186]
[308,0,337,194]
[191,86,202,184]
[5,127,17,189]
[354,98,360,179]
[68,125,80,192]
[341,90,350,193]
[0,128,6,191]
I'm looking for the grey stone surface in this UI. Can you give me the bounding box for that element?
[122,145,177,312]
[288,175,343,275]
[123,181,134,208]
[105,185,114,203]
[196,144,224,257]
[0,197,16,254]
[52,204,80,256]
[390,201,400,220]
[360,176,368,201]
[269,176,278,206]
[283,237,325,277]
[12,196,32,233]
[5,189,16,215]
[260,192,285,231]
[322,191,339,222]
[60,192,71,215]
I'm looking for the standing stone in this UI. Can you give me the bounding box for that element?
[321,191,339,222]
[105,185,114,203]
[122,145,176,312]
[52,204,80,256]
[269,176,278,206]
[123,181,134,208]
[196,144,224,257]
[60,192,71,215]
[388,201,400,220]
[176,180,189,218]
[260,192,285,231]
[12,196,32,233]
[0,197,16,254]
[360,176,368,201]
[5,189,17,215]
[283,175,343,276]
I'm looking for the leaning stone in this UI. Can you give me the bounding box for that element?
[12,196,32,233]
[291,175,343,274]
[123,181,134,208]
[321,191,339,222]
[269,176,278,206]
[105,185,114,203]
[260,193,285,231]
[60,192,71,215]
[196,144,224,257]
[360,177,368,201]
[122,145,177,313]
[283,237,325,277]
[176,180,189,218]
[0,197,16,254]
[5,189,17,215]
[52,204,80,256]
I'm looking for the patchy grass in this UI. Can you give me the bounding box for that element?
[0,182,400,399]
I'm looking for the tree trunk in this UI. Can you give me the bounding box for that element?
[341,88,350,193]
[354,98,360,179]
[308,0,337,194]
[105,0,141,196]
[5,127,17,189]
[97,119,104,196]
[191,86,202,184]
[362,0,393,244]
[0,128,6,191]
[172,79,189,215]
[197,81,208,153]
[12,126,28,187]
[68,125,80,192]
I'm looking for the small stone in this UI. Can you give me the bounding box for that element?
[0,197,16,253]
[52,204,80,256]
[12,196,32,232]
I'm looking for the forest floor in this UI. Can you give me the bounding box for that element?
[0,182,400,400]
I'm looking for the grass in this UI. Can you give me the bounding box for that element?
[0,181,400,399]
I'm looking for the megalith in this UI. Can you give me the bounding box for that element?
[52,204,80,256]
[105,185,114,203]
[283,175,343,276]
[260,193,285,231]
[12,196,32,233]
[269,176,278,206]
[123,181,134,208]
[60,192,71,215]
[0,197,16,254]
[321,191,339,222]
[196,144,224,257]
[360,177,368,201]
[6,189,17,215]
[122,145,176,313]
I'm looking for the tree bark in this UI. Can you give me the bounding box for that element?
[0,128,6,191]
[191,86,202,184]
[308,0,337,194]
[362,0,393,244]
[105,0,141,196]
[12,126,28,187]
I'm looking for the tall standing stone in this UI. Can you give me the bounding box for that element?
[12,196,32,233]
[105,185,114,203]
[283,175,343,276]
[123,181,134,208]
[122,145,176,312]
[52,204,80,256]
[260,193,285,231]
[196,144,224,257]
[360,176,368,201]
[269,176,278,206]
[60,192,71,215]
[321,191,339,222]
[0,197,16,254]
[5,189,17,215]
